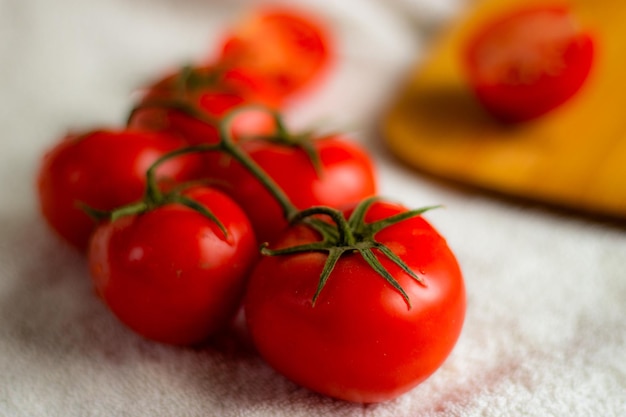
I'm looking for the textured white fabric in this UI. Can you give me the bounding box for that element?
[1,0,625,416]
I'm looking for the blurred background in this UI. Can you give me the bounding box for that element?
[1,1,624,416]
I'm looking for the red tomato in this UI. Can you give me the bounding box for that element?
[37,129,203,251]
[88,186,257,346]
[205,134,377,244]
[219,6,331,99]
[464,4,595,123]
[244,199,466,403]
[128,65,278,146]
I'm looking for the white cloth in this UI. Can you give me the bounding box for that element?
[1,0,625,416]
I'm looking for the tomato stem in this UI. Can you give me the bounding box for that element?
[218,107,300,222]
[144,143,230,238]
[271,110,291,140]
[130,95,322,226]
[122,99,440,310]
[126,99,216,127]
[87,143,231,239]
[264,111,323,177]
[290,206,355,246]
[126,64,237,127]
[125,105,302,237]
[110,201,149,222]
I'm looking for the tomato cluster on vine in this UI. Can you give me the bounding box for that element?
[36,5,465,404]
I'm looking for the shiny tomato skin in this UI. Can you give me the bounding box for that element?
[219,6,331,99]
[206,135,377,244]
[88,186,257,346]
[37,129,203,251]
[244,200,466,403]
[128,65,278,146]
[464,5,595,123]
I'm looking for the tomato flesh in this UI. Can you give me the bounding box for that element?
[464,5,595,122]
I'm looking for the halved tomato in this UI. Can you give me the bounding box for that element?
[464,4,595,123]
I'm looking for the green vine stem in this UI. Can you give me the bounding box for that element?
[83,142,230,240]
[125,64,227,127]
[289,206,355,246]
[116,106,302,230]
[126,99,212,127]
[261,111,323,177]
[112,100,441,309]
[216,108,300,223]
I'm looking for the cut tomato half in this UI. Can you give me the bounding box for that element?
[464,4,595,123]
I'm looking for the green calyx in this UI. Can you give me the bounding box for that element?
[127,83,325,220]
[125,64,229,126]
[173,65,222,94]
[253,112,323,178]
[110,105,304,242]
[158,64,242,99]
[95,105,304,238]
[261,197,441,309]
[82,145,230,240]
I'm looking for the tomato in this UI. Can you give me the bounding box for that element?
[219,6,331,100]
[244,199,465,403]
[37,129,203,251]
[205,132,377,245]
[88,185,257,346]
[463,4,595,123]
[128,65,278,147]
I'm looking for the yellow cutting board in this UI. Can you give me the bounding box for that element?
[382,0,626,219]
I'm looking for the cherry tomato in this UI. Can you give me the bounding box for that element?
[244,199,466,403]
[463,4,595,123]
[205,133,377,244]
[128,65,278,147]
[37,129,203,251]
[219,6,331,100]
[88,186,257,346]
